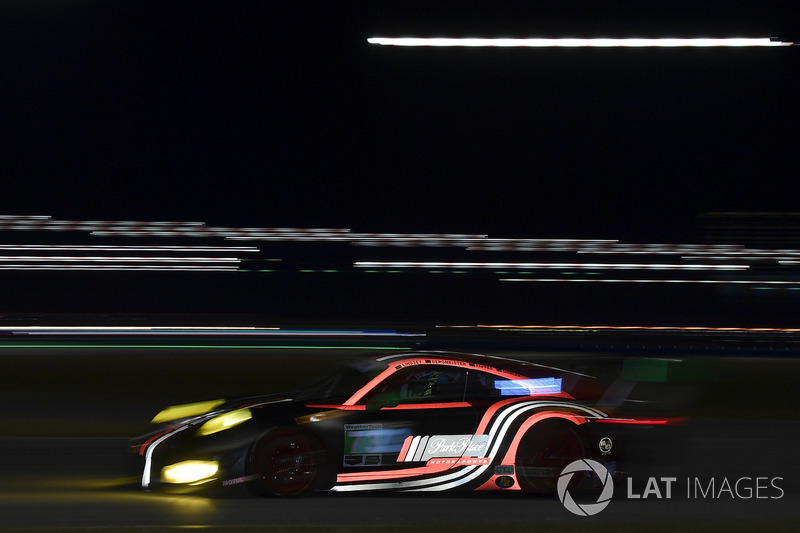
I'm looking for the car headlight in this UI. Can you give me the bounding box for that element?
[161,460,219,484]
[151,399,226,424]
[197,408,252,436]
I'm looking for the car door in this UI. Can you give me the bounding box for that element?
[339,365,481,472]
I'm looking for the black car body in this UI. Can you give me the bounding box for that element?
[131,351,670,495]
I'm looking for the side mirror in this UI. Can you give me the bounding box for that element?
[365,392,400,413]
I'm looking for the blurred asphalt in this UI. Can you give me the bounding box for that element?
[1,337,799,531]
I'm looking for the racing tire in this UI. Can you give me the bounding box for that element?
[515,420,585,495]
[247,428,323,496]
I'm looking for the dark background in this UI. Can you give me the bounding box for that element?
[2,1,798,325]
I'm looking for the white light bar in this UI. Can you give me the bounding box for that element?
[0,256,239,263]
[0,245,259,252]
[367,37,793,48]
[499,279,800,284]
[354,261,749,271]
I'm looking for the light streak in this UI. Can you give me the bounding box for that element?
[0,344,411,350]
[368,37,793,47]
[0,220,206,226]
[680,256,785,262]
[9,326,273,331]
[0,245,259,252]
[354,262,748,271]
[6,327,424,337]
[0,266,238,271]
[499,278,799,284]
[0,256,239,263]
[436,324,800,333]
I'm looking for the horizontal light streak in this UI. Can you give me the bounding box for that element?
[0,265,238,271]
[471,242,741,252]
[684,251,800,256]
[0,256,239,263]
[354,262,748,271]
[1,220,206,226]
[680,256,783,262]
[0,344,411,350]
[499,278,800,284]
[368,37,793,47]
[7,327,423,337]
[0,245,259,252]
[437,324,800,333]
[7,326,277,332]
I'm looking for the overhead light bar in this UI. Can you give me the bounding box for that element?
[367,37,793,47]
[354,261,749,271]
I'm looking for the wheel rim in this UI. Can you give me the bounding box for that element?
[517,424,582,493]
[252,430,318,495]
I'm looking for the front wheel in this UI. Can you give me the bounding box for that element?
[247,428,323,496]
[515,421,584,495]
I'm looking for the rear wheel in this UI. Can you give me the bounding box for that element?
[515,421,584,495]
[247,428,323,496]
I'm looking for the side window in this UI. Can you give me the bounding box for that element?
[461,371,562,400]
[462,370,504,401]
[366,366,467,403]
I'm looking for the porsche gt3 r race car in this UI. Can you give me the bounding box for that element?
[131,351,659,496]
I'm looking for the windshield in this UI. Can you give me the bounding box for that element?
[296,359,388,403]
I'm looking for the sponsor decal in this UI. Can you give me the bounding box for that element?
[333,401,604,493]
[395,358,497,372]
[399,434,490,462]
[599,437,613,455]
[426,457,490,466]
[345,423,383,431]
[495,465,515,475]
[221,474,259,487]
[422,434,489,460]
[344,424,412,458]
[495,475,515,489]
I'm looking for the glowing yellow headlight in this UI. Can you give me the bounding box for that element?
[161,460,219,484]
[151,399,225,424]
[197,408,252,436]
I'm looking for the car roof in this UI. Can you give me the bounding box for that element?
[371,350,591,379]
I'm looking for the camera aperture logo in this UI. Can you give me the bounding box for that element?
[557,459,614,516]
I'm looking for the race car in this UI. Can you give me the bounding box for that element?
[131,350,663,495]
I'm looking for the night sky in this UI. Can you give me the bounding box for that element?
[2,1,798,324]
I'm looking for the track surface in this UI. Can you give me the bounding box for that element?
[2,345,799,531]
